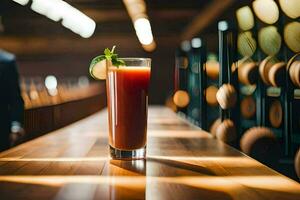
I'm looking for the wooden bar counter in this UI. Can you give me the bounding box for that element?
[0,106,299,200]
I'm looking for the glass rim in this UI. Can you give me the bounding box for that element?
[119,57,151,62]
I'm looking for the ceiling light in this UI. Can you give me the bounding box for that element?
[134,18,153,45]
[45,75,58,90]
[12,0,29,5]
[218,21,228,31]
[180,40,191,52]
[191,38,202,48]
[17,0,96,38]
[123,0,155,51]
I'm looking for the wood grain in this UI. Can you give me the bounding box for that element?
[0,106,299,200]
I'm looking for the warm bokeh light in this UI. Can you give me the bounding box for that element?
[205,85,218,106]
[205,60,219,80]
[173,90,190,108]
[29,90,39,100]
[142,41,156,52]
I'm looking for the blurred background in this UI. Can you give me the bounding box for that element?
[0,0,247,104]
[1,0,300,181]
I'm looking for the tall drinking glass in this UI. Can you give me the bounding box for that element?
[106,58,151,160]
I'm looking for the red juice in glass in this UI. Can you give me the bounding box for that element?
[106,58,151,159]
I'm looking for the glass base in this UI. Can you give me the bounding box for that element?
[109,145,146,160]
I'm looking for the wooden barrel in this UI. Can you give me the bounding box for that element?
[295,148,300,180]
[215,119,236,144]
[289,60,300,88]
[268,62,286,87]
[210,118,221,138]
[240,96,256,119]
[216,84,237,109]
[259,56,277,85]
[269,100,282,128]
[240,127,279,166]
[284,21,300,53]
[238,62,259,85]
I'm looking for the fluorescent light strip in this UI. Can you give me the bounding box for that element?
[12,0,29,5]
[32,0,96,38]
[30,0,63,22]
[123,0,155,51]
[12,0,96,38]
[134,18,153,45]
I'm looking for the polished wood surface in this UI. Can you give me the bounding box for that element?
[0,106,299,200]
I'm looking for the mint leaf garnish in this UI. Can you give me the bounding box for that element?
[104,48,111,56]
[113,59,125,66]
[103,45,125,67]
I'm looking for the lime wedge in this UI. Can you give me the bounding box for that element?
[89,55,107,80]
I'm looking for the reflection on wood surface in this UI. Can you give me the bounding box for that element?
[0,106,299,200]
